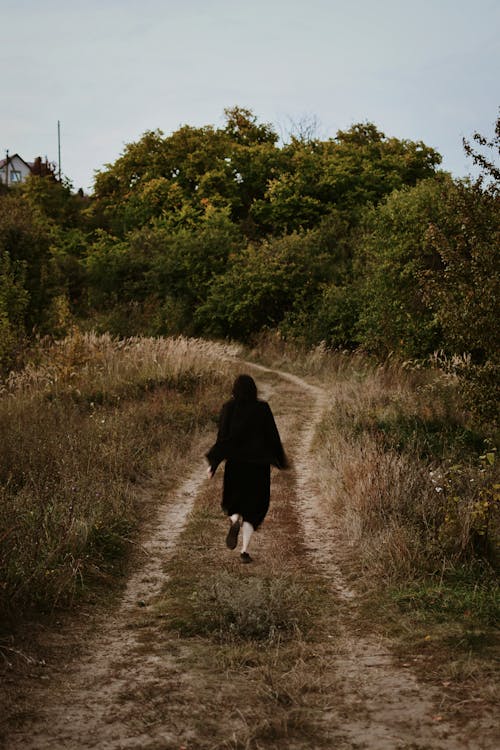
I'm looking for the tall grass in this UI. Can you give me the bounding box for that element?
[0,332,238,620]
[252,333,499,587]
[314,367,498,583]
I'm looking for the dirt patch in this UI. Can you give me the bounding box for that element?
[1,364,498,749]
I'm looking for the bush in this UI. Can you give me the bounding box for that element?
[355,177,451,358]
[196,230,333,340]
[0,252,28,371]
[162,572,311,642]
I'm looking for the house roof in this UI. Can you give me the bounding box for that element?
[0,154,34,170]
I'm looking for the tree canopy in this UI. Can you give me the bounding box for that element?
[1,107,498,418]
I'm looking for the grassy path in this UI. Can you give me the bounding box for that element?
[2,365,497,749]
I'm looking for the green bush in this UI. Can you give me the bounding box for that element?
[355,176,451,358]
[196,230,333,340]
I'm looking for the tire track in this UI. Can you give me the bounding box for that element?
[3,361,496,750]
[246,361,495,750]
[5,439,210,750]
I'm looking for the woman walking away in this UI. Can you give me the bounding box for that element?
[206,374,288,563]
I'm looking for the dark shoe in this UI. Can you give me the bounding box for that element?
[240,552,253,564]
[226,520,240,550]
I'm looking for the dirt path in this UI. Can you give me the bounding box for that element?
[1,365,497,750]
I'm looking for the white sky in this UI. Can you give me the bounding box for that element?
[2,0,499,192]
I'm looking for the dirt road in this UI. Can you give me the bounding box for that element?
[1,364,497,749]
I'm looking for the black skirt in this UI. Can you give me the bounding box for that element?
[222,460,271,530]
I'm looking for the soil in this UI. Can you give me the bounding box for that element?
[1,363,498,750]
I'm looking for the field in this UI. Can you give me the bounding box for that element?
[0,333,498,749]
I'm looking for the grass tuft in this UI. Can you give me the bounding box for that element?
[159,571,312,642]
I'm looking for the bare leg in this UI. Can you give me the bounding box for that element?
[241,521,254,554]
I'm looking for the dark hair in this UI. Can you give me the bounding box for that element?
[232,374,258,401]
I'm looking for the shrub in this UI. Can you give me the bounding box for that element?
[162,572,311,642]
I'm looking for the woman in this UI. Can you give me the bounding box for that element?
[206,374,288,563]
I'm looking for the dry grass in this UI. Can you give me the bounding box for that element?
[314,370,498,583]
[251,332,498,581]
[0,332,239,621]
[149,447,345,750]
[250,334,499,677]
[3,331,240,400]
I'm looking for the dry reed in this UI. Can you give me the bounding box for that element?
[251,332,498,584]
[0,332,238,620]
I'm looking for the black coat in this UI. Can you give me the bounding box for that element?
[206,398,287,474]
[206,398,287,528]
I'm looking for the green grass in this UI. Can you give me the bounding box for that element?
[371,414,488,460]
[391,568,499,628]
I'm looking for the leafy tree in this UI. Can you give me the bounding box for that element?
[422,126,499,419]
[306,282,361,349]
[223,106,277,146]
[92,112,441,244]
[92,109,281,238]
[85,208,242,334]
[0,251,29,371]
[355,176,452,358]
[423,182,499,360]
[251,141,328,233]
[85,231,150,310]
[252,123,441,234]
[21,173,88,228]
[463,111,500,183]
[196,230,334,340]
[0,193,56,329]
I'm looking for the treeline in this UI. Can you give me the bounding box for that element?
[1,107,498,418]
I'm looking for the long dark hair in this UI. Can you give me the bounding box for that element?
[232,374,258,401]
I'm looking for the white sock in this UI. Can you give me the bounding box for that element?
[230,514,240,524]
[241,521,254,553]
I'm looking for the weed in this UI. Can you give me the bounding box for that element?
[159,571,313,642]
[0,332,237,621]
[391,569,499,627]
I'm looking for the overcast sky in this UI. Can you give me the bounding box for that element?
[2,0,499,192]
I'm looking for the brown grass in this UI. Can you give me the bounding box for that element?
[314,370,498,582]
[249,335,499,678]
[251,332,498,581]
[148,427,346,750]
[0,332,239,621]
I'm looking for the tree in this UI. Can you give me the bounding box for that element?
[223,106,277,146]
[21,173,87,228]
[463,111,500,184]
[196,230,333,340]
[84,208,242,335]
[423,128,500,419]
[0,193,56,329]
[355,176,451,358]
[92,110,281,237]
[423,182,499,361]
[252,123,442,234]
